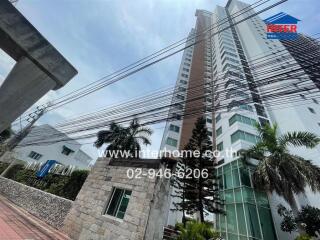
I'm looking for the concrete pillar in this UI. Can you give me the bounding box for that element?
[0,57,56,131]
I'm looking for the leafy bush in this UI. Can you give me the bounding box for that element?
[0,162,9,174]
[295,234,312,240]
[5,164,89,200]
[61,170,89,200]
[176,221,220,240]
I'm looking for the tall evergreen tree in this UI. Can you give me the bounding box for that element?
[171,117,224,223]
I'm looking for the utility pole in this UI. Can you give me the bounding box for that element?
[0,105,47,176]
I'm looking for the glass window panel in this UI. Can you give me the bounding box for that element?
[242,187,255,204]
[234,188,242,202]
[218,177,224,190]
[239,236,248,240]
[106,188,123,216]
[225,190,234,204]
[224,171,233,189]
[106,188,131,219]
[232,168,241,187]
[231,160,238,169]
[221,215,226,231]
[217,142,224,151]
[258,207,277,240]
[216,127,222,136]
[238,160,244,167]
[244,204,261,239]
[255,191,269,208]
[228,233,239,240]
[224,164,231,173]
[216,214,220,230]
[227,204,238,234]
[240,168,251,187]
[116,190,132,219]
[236,204,247,236]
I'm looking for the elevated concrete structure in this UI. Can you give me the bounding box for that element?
[0,0,77,132]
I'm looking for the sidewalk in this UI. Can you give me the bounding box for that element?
[0,195,70,240]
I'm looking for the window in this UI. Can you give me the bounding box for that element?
[28,151,42,160]
[182,67,189,72]
[169,124,180,133]
[62,146,74,156]
[221,51,238,59]
[178,87,186,92]
[221,56,239,66]
[207,118,212,123]
[180,80,187,85]
[215,114,221,123]
[176,95,185,101]
[229,114,257,126]
[105,188,132,219]
[166,137,178,147]
[207,131,213,137]
[181,73,188,78]
[231,130,261,144]
[217,142,223,151]
[313,99,319,104]
[308,107,315,114]
[216,127,222,137]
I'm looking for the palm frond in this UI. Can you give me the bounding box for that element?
[278,131,320,148]
[94,130,112,148]
[137,136,152,146]
[241,142,267,161]
[135,127,153,135]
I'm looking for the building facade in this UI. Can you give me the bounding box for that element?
[12,124,92,169]
[161,0,320,239]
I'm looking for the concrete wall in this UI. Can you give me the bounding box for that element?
[0,177,73,229]
[63,157,170,240]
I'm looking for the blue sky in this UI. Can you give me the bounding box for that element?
[1,0,320,159]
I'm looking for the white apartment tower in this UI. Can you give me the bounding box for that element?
[161,0,320,240]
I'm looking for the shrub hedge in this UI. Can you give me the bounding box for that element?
[4,164,89,200]
[0,162,9,174]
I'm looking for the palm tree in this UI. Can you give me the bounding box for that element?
[176,220,220,240]
[242,123,320,215]
[94,119,153,158]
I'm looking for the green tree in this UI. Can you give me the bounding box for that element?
[243,123,320,215]
[176,221,220,240]
[94,119,153,158]
[62,170,89,200]
[278,204,320,237]
[171,117,223,223]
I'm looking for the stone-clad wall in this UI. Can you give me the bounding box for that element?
[0,177,73,229]
[63,158,160,240]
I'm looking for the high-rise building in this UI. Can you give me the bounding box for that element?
[160,0,320,239]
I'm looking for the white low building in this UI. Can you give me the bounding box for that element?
[13,124,92,170]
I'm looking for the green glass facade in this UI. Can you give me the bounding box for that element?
[215,159,277,240]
